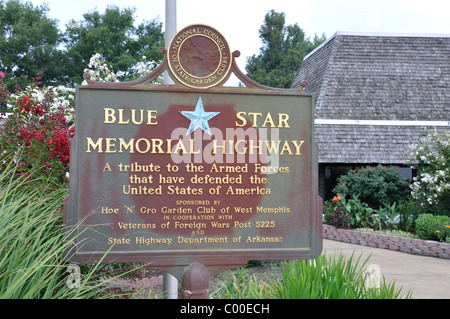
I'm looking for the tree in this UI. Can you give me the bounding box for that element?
[63,5,164,85]
[0,0,62,89]
[245,10,326,88]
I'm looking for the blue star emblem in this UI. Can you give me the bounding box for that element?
[180,97,220,136]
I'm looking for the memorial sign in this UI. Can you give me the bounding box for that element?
[64,25,322,279]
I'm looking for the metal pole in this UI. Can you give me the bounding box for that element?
[163,0,178,299]
[164,0,177,85]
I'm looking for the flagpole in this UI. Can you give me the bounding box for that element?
[164,0,177,85]
[163,0,179,299]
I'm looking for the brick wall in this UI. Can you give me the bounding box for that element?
[323,225,450,259]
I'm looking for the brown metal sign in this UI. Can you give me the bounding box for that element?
[64,25,321,277]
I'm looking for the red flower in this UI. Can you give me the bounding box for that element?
[18,96,32,112]
[32,105,44,117]
[332,194,342,203]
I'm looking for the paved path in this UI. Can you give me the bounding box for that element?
[323,239,450,299]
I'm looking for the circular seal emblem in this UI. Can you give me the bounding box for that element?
[167,24,232,89]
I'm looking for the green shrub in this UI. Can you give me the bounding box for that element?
[333,165,410,209]
[396,197,423,232]
[415,214,450,242]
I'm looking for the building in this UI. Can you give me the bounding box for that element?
[291,32,450,200]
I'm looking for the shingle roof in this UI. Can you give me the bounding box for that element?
[292,32,450,164]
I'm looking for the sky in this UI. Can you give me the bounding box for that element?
[29,0,450,85]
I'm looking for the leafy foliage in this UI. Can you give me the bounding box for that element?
[0,0,63,89]
[395,197,423,232]
[245,10,326,88]
[340,195,375,229]
[415,214,450,242]
[63,5,164,85]
[333,165,411,209]
[0,1,164,87]
[326,194,375,229]
[325,193,423,232]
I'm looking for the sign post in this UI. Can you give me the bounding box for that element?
[64,24,322,298]
[163,0,179,299]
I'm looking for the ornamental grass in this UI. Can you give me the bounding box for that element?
[0,158,145,299]
[214,252,412,299]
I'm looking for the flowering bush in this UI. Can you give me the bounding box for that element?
[408,130,450,216]
[82,53,118,83]
[0,73,75,186]
[82,53,162,84]
[127,55,161,81]
[0,72,9,109]
[1,52,160,186]
[333,165,410,209]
